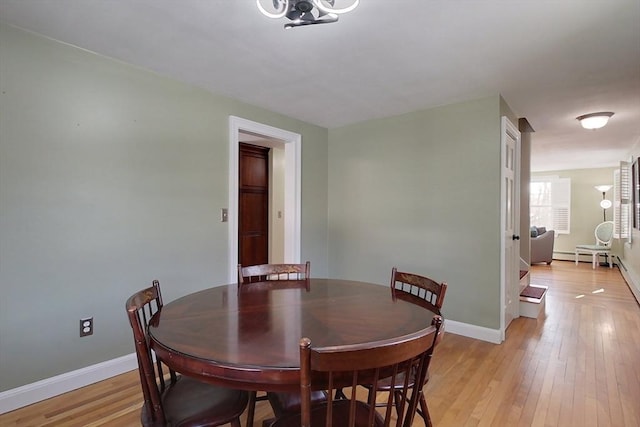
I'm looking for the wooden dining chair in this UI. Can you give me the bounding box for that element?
[364,267,448,426]
[389,267,447,316]
[267,316,443,427]
[238,261,310,284]
[126,280,249,427]
[237,261,314,426]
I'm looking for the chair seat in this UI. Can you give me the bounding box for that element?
[576,245,610,251]
[368,368,417,392]
[267,400,384,427]
[145,375,249,427]
[267,391,328,417]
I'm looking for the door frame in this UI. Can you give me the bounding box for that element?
[500,116,521,341]
[228,116,302,282]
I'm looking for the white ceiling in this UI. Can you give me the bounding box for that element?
[1,0,639,172]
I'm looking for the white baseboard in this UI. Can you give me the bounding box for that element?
[0,353,137,415]
[445,319,502,344]
[618,256,640,304]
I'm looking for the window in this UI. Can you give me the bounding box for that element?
[613,161,631,241]
[530,176,571,234]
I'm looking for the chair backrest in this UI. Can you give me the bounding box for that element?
[238,261,310,284]
[595,221,614,246]
[299,316,443,427]
[390,267,447,315]
[125,280,173,424]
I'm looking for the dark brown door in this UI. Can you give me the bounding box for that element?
[239,143,270,267]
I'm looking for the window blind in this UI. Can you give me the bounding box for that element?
[613,161,631,241]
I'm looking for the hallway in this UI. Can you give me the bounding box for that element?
[426,261,640,426]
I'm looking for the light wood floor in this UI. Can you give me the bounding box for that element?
[2,261,639,426]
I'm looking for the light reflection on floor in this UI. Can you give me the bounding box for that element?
[575,288,605,298]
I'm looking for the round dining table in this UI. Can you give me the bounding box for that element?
[148,278,437,392]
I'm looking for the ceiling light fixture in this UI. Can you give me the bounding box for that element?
[257,0,359,28]
[576,112,614,130]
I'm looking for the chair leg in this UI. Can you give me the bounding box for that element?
[335,388,348,400]
[246,391,256,427]
[592,253,597,269]
[575,251,579,265]
[417,392,433,427]
[366,387,375,405]
[392,390,403,418]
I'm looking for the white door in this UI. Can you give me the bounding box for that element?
[501,116,521,339]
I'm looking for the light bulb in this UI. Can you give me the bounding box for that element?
[257,0,289,18]
[313,0,359,14]
[594,185,612,193]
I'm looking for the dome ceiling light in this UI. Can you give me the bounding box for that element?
[576,112,614,130]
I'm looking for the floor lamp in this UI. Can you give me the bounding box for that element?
[595,185,613,222]
[594,184,613,266]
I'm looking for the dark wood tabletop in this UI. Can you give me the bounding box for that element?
[148,278,436,392]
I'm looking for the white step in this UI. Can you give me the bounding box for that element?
[519,284,548,318]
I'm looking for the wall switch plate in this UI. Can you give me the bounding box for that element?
[221,208,228,222]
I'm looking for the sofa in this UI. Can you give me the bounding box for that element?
[530,226,555,265]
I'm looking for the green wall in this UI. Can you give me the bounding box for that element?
[0,23,329,392]
[327,96,504,330]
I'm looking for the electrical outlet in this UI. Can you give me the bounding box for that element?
[80,317,93,337]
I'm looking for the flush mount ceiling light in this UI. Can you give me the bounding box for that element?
[257,0,359,28]
[576,112,614,130]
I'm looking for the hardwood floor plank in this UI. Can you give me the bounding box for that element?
[1,261,638,426]
[558,353,576,427]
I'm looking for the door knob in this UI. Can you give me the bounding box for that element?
[512,235,520,240]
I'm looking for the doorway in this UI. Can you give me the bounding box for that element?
[228,116,302,282]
